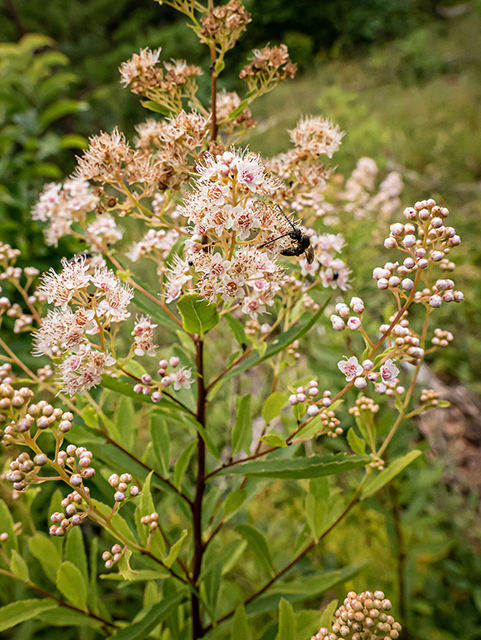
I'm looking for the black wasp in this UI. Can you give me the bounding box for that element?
[259,205,314,264]
[67,251,93,265]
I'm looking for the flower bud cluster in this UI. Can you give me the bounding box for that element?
[239,44,297,86]
[330,297,364,331]
[348,396,380,419]
[379,314,425,364]
[420,388,440,407]
[337,356,403,397]
[199,0,251,49]
[49,488,91,536]
[1,391,73,445]
[108,472,139,502]
[379,199,463,307]
[131,314,158,357]
[289,385,342,436]
[140,511,159,532]
[6,452,39,491]
[134,356,194,401]
[431,328,453,348]
[57,445,95,486]
[102,543,125,570]
[312,590,401,640]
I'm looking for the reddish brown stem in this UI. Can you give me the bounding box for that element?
[191,337,207,639]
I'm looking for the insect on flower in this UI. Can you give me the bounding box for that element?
[259,205,314,264]
[66,251,93,265]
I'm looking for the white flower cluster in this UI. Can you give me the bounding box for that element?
[32,179,99,246]
[33,258,134,395]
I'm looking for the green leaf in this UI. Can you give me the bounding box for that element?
[100,569,168,582]
[134,472,166,559]
[90,499,137,544]
[292,403,305,422]
[0,500,18,555]
[118,549,137,581]
[101,375,189,412]
[219,453,371,479]
[232,394,252,456]
[305,492,327,540]
[82,405,99,429]
[150,411,171,476]
[115,396,136,451]
[59,134,87,150]
[224,489,248,517]
[231,604,251,640]
[39,99,88,128]
[236,524,275,575]
[164,530,188,568]
[216,296,332,386]
[186,416,220,461]
[347,428,366,454]
[259,434,287,448]
[174,440,197,488]
[10,550,29,582]
[0,599,57,632]
[246,563,367,616]
[276,598,296,640]
[227,99,249,121]
[141,100,174,116]
[109,589,186,640]
[35,608,103,629]
[64,526,88,585]
[319,599,338,629]
[28,532,61,584]
[262,392,285,424]
[361,450,422,499]
[177,294,220,336]
[224,313,248,346]
[437,400,450,408]
[133,287,181,332]
[57,561,88,610]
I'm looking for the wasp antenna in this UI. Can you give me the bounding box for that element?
[275,204,296,230]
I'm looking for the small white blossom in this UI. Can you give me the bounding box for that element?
[338,356,363,382]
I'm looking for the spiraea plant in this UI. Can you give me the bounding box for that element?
[0,1,464,639]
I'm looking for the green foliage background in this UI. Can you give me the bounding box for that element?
[0,1,480,639]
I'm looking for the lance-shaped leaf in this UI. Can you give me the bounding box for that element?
[109,589,186,640]
[232,395,252,456]
[215,295,332,386]
[246,562,367,616]
[231,604,251,640]
[361,450,422,499]
[0,599,57,632]
[177,293,220,336]
[236,524,275,575]
[164,530,188,568]
[101,375,190,412]
[0,500,17,555]
[57,561,88,610]
[28,533,61,584]
[132,284,181,331]
[262,392,285,424]
[275,598,296,640]
[219,453,371,479]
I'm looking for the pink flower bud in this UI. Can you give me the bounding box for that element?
[354,377,367,389]
[347,317,361,330]
[330,314,345,331]
[402,235,416,248]
[307,405,319,417]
